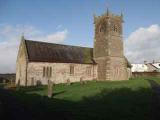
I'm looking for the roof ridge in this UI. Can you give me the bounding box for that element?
[25,39,93,49]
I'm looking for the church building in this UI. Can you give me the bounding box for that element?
[16,10,131,86]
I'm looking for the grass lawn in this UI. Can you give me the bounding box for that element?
[2,77,160,120]
[25,79,151,101]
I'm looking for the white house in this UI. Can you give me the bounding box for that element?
[131,62,160,72]
[152,62,160,69]
[131,64,148,72]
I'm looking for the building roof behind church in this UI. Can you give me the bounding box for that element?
[25,40,96,64]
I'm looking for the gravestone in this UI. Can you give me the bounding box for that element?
[66,78,71,85]
[48,80,53,98]
[16,80,20,90]
[80,77,87,85]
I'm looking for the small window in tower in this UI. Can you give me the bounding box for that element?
[115,27,118,32]
[112,25,114,31]
[99,23,106,33]
[100,28,102,32]
[99,26,102,32]
[114,25,117,32]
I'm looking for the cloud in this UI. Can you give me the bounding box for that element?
[35,29,68,43]
[0,24,68,73]
[56,24,63,29]
[125,24,160,63]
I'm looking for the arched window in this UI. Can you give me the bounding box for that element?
[31,77,34,86]
[99,27,102,32]
[49,67,52,77]
[43,67,45,77]
[99,22,106,33]
[43,66,52,78]
[47,67,49,77]
[70,65,74,75]
[114,25,117,32]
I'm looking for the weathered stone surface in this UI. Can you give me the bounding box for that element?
[16,38,28,86]
[16,10,131,86]
[16,44,97,86]
[26,62,97,86]
[93,11,130,81]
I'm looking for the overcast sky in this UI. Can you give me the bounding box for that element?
[0,0,160,73]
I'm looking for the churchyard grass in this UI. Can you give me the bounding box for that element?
[3,77,160,120]
[24,79,151,101]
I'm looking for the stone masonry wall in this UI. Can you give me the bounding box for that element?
[94,58,106,80]
[109,57,128,80]
[26,62,97,86]
[16,40,27,86]
[93,12,129,81]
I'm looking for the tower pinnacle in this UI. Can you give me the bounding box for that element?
[121,12,123,18]
[21,32,25,41]
[107,7,109,16]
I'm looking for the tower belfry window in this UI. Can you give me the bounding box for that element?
[99,25,103,32]
[100,27,102,32]
[114,25,117,32]
[99,23,106,33]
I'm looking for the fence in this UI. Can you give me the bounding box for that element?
[132,72,160,78]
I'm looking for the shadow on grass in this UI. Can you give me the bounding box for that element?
[18,85,47,92]
[146,79,160,120]
[147,79,160,91]
[52,91,66,97]
[0,87,155,120]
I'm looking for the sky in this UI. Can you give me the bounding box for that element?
[0,0,160,73]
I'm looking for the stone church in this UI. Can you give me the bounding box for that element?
[16,10,131,86]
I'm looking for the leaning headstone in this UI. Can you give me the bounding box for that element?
[95,79,98,82]
[66,79,71,85]
[3,79,6,84]
[10,79,13,84]
[16,80,20,91]
[48,80,53,98]
[80,77,87,85]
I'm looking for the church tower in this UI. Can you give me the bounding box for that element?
[93,9,128,81]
